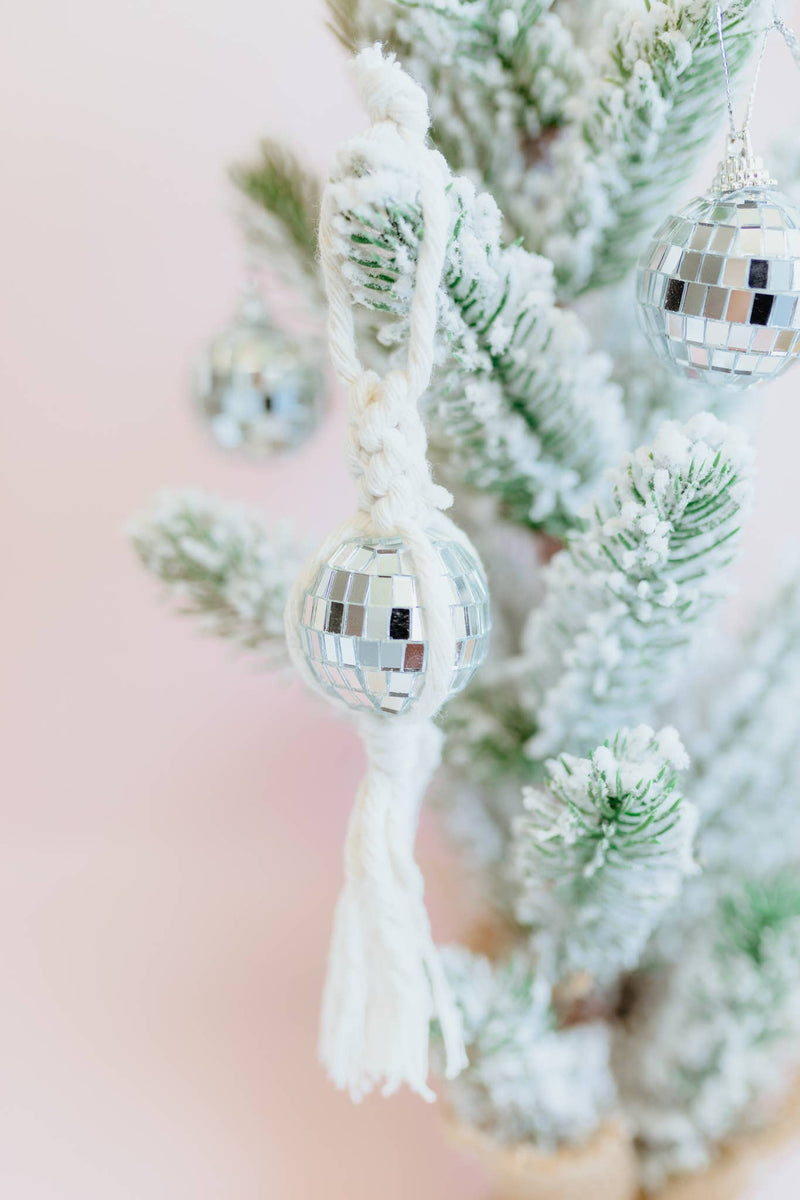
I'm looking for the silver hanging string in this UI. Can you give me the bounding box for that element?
[715,4,770,151]
[743,27,770,139]
[715,4,738,142]
[774,13,800,71]
[712,5,778,191]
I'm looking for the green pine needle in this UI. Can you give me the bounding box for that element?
[231,140,321,278]
[512,724,697,982]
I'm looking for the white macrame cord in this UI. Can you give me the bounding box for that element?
[284,46,485,1101]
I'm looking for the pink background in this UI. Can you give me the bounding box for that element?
[2,2,800,1195]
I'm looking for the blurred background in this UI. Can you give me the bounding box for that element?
[2,1,800,1195]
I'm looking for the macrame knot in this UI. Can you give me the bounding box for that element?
[346,369,448,530]
[352,44,431,144]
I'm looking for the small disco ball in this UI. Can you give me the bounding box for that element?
[196,291,324,456]
[298,533,491,716]
[637,185,800,388]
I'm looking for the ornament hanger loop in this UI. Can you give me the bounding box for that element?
[715,3,769,150]
[774,12,800,71]
[713,5,776,192]
[318,49,454,528]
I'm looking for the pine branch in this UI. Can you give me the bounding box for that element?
[353,0,588,212]
[511,725,697,983]
[680,568,800,893]
[720,876,800,965]
[591,286,739,445]
[445,669,540,784]
[328,137,627,534]
[581,0,760,294]
[439,413,753,888]
[129,490,302,660]
[326,0,363,52]
[439,945,616,1147]
[361,0,763,297]
[618,874,800,1188]
[232,140,324,307]
[520,411,755,761]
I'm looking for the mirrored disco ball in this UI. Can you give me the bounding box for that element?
[299,533,491,715]
[637,187,800,388]
[196,292,324,456]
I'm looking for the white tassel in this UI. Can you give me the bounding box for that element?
[320,719,466,1101]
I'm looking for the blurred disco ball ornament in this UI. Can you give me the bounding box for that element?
[196,290,324,455]
[637,151,800,389]
[298,533,491,715]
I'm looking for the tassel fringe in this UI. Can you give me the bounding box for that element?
[319,719,466,1100]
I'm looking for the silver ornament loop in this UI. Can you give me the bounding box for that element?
[714,4,770,150]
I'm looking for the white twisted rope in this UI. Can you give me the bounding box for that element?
[284,47,464,725]
[284,45,477,1100]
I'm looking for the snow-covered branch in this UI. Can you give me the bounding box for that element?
[232,140,326,315]
[618,874,800,1188]
[441,946,616,1146]
[672,568,800,920]
[327,123,627,533]
[511,725,697,983]
[352,0,764,296]
[129,490,302,660]
[521,412,754,761]
[440,413,754,889]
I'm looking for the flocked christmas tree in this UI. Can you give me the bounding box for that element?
[130,3,800,1196]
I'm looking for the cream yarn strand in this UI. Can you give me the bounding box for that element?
[284,45,478,1099]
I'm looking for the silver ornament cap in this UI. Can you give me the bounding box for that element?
[712,130,777,193]
[195,287,324,456]
[298,532,490,715]
[637,141,800,389]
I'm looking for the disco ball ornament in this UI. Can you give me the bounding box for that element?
[196,288,324,455]
[298,532,491,715]
[637,150,800,389]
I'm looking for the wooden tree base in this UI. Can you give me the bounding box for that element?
[648,1075,800,1200]
[449,1076,800,1200]
[448,1119,639,1200]
[454,919,800,1198]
